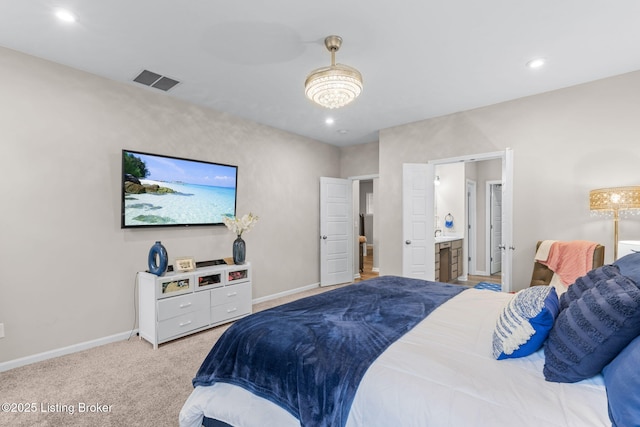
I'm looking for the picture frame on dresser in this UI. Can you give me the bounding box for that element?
[174,256,196,272]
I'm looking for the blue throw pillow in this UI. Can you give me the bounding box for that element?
[602,335,640,427]
[492,286,559,360]
[544,275,640,383]
[558,264,620,312]
[613,251,640,286]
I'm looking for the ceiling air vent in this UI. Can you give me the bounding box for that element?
[133,69,180,91]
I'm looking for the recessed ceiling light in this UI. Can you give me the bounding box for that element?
[526,58,546,69]
[55,9,77,23]
[325,118,335,125]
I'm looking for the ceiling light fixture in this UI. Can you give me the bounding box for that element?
[55,9,77,23]
[305,35,363,109]
[526,58,546,69]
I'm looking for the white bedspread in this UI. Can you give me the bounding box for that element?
[180,289,609,427]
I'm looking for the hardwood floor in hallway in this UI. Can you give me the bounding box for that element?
[355,246,378,282]
[453,273,502,287]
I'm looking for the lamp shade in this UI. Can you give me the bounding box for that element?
[589,186,640,216]
[590,185,640,260]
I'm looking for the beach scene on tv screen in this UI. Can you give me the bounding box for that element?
[123,151,236,226]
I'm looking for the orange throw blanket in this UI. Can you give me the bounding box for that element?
[539,240,598,286]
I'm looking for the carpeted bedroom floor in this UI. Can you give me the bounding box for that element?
[0,283,351,427]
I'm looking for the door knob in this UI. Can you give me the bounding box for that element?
[405,240,412,245]
[321,235,327,240]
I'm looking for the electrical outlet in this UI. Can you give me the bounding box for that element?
[0,323,4,339]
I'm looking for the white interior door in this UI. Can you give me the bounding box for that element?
[352,180,360,278]
[501,149,514,292]
[489,182,503,274]
[466,179,477,277]
[402,163,435,280]
[320,177,353,286]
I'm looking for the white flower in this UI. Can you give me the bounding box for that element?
[223,213,259,237]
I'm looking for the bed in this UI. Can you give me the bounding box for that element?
[180,254,640,427]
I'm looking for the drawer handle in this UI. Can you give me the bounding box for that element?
[227,307,238,313]
[179,302,192,308]
[227,292,237,297]
[179,320,192,327]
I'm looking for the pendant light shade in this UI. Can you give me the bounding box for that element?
[305,35,363,109]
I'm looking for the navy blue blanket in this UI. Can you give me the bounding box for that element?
[192,276,466,427]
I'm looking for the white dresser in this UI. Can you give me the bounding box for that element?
[618,241,640,259]
[138,263,252,349]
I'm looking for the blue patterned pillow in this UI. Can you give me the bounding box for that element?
[613,251,640,286]
[492,286,559,360]
[602,335,640,427]
[544,275,640,383]
[558,264,620,312]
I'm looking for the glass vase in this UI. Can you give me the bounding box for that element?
[233,235,246,265]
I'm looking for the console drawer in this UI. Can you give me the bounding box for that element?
[211,299,252,324]
[158,309,209,342]
[157,292,209,322]
[211,282,251,307]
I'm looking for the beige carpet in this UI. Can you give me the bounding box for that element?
[0,283,350,427]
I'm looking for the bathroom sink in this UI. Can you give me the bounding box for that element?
[435,236,462,243]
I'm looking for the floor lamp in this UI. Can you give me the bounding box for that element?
[589,186,640,260]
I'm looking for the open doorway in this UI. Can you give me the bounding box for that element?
[487,181,503,276]
[351,175,379,281]
[434,159,502,285]
[319,175,380,286]
[402,149,513,292]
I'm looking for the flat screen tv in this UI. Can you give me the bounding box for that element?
[121,149,237,228]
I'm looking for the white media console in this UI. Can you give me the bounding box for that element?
[138,262,252,349]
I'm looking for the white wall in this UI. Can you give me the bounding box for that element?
[434,163,465,236]
[0,47,341,363]
[340,141,379,178]
[378,71,640,289]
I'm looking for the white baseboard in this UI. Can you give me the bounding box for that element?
[2,282,327,373]
[251,282,320,304]
[0,330,136,373]
[372,267,380,273]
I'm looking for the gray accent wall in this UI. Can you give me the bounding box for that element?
[0,47,342,363]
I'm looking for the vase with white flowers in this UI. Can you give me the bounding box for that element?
[223,213,258,265]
